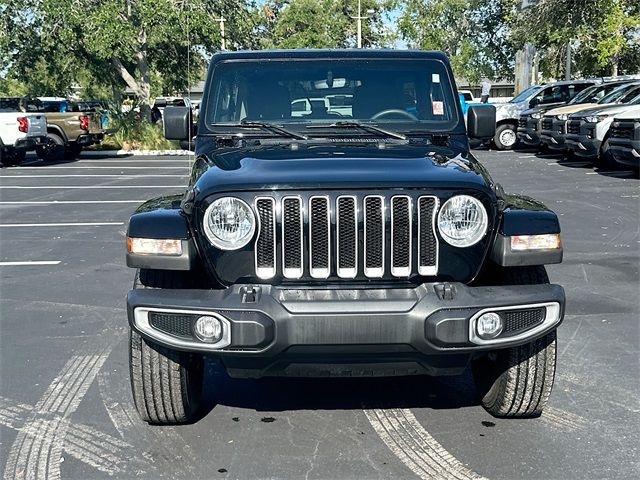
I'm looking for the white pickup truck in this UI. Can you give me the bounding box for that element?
[0,97,48,167]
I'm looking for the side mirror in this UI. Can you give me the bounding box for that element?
[154,98,167,108]
[163,106,191,141]
[467,105,496,139]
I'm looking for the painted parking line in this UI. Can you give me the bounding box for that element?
[364,407,486,480]
[0,261,61,266]
[76,159,191,163]
[0,185,184,189]
[0,222,124,227]
[0,201,145,205]
[13,166,188,170]
[585,171,634,176]
[0,174,188,178]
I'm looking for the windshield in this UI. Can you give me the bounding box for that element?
[599,83,639,104]
[206,58,459,132]
[509,85,542,103]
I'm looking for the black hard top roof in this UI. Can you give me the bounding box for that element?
[211,49,450,63]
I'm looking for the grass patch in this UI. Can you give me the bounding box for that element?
[93,111,179,151]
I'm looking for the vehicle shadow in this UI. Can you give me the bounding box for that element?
[196,361,479,421]
[539,152,640,179]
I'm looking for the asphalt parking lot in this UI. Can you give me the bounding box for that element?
[0,149,638,480]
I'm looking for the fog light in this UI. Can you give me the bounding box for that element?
[194,315,223,343]
[476,312,503,339]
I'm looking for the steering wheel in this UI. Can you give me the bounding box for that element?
[371,109,418,121]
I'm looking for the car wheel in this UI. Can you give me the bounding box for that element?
[472,265,556,418]
[129,269,204,424]
[492,124,518,150]
[36,133,66,162]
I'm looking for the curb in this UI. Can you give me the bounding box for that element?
[79,149,193,157]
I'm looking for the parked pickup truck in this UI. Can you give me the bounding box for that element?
[0,97,48,167]
[125,49,566,425]
[35,98,105,161]
[608,107,640,170]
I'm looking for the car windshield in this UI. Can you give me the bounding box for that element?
[0,98,21,112]
[206,58,459,132]
[568,85,606,104]
[509,85,542,103]
[599,83,639,104]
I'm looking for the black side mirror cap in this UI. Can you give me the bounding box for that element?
[467,105,496,139]
[153,98,167,108]
[163,106,191,141]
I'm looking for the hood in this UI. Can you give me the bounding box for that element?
[544,103,600,116]
[521,103,566,116]
[192,143,494,201]
[611,106,640,120]
[494,102,526,122]
[570,103,638,119]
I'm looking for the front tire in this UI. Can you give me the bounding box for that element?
[492,124,518,150]
[472,265,557,418]
[129,269,204,424]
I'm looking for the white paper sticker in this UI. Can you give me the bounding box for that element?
[432,73,440,83]
[432,101,444,115]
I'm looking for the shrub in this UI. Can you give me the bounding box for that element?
[101,108,178,151]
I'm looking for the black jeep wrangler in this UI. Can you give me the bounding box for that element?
[125,50,565,424]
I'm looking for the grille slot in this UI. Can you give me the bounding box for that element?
[255,198,276,279]
[391,196,412,277]
[252,193,443,280]
[337,196,357,278]
[541,118,553,131]
[610,122,635,140]
[309,196,330,278]
[567,121,581,135]
[149,312,193,339]
[501,308,545,336]
[282,197,303,278]
[518,118,527,128]
[418,196,438,275]
[364,196,385,278]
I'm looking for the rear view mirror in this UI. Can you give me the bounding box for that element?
[467,105,496,139]
[163,106,191,141]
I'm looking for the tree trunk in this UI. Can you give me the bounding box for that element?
[612,57,619,77]
[136,29,152,122]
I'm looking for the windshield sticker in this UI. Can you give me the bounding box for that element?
[432,101,444,115]
[432,73,440,83]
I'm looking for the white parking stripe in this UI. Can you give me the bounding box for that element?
[0,222,123,227]
[0,185,184,189]
[364,407,486,480]
[0,201,144,204]
[1,174,188,178]
[0,261,61,266]
[14,166,187,169]
[76,159,190,163]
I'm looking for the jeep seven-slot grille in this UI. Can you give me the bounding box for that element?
[254,194,439,280]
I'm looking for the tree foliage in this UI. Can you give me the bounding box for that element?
[510,0,640,77]
[256,0,393,49]
[395,0,514,84]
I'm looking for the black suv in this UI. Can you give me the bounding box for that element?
[125,50,565,424]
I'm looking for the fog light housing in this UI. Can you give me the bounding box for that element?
[476,312,503,339]
[194,315,223,343]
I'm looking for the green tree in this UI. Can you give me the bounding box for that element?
[509,0,640,77]
[395,0,514,84]
[1,0,255,113]
[257,0,392,49]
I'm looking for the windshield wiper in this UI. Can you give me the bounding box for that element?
[235,120,308,140]
[306,121,407,140]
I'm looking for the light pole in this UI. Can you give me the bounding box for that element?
[352,1,374,48]
[214,17,226,50]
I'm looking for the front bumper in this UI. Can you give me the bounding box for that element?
[516,119,541,145]
[540,119,567,151]
[127,282,565,378]
[566,122,599,158]
[608,139,640,168]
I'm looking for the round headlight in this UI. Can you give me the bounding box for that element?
[203,197,256,250]
[437,195,488,247]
